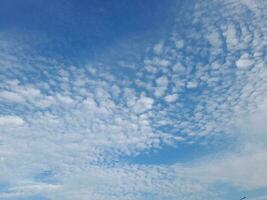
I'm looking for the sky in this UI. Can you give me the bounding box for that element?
[0,0,267,200]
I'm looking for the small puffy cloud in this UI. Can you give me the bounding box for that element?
[133,95,154,114]
[206,29,222,47]
[158,59,170,67]
[155,76,169,97]
[153,42,164,55]
[236,54,254,70]
[82,97,98,110]
[186,81,198,89]
[154,87,167,97]
[0,115,25,126]
[156,76,169,87]
[164,93,178,103]
[172,62,186,73]
[174,39,184,49]
[0,91,25,103]
[225,23,239,48]
[153,58,171,67]
[19,87,41,98]
[56,94,74,104]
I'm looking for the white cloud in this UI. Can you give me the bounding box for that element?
[153,42,164,55]
[224,23,239,49]
[153,58,170,67]
[0,183,62,198]
[154,76,169,97]
[0,91,25,103]
[174,39,184,49]
[133,95,154,114]
[0,0,266,199]
[156,76,168,87]
[56,94,74,104]
[206,29,222,47]
[164,93,178,103]
[172,62,186,73]
[236,54,254,70]
[192,149,267,189]
[186,81,198,89]
[0,115,25,126]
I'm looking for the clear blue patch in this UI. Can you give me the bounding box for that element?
[129,141,227,165]
[3,195,50,200]
[0,0,176,60]
[0,181,10,192]
[34,170,57,184]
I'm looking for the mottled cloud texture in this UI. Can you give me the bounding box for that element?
[0,0,267,199]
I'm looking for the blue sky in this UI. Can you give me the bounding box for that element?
[0,0,267,200]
